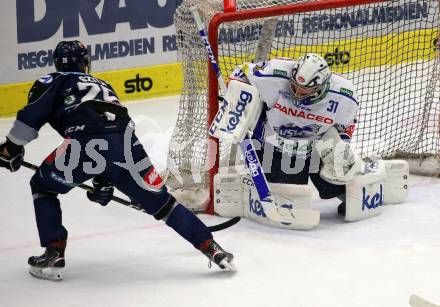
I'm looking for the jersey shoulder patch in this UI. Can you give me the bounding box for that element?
[28,73,62,103]
[328,74,357,103]
[330,74,355,94]
[250,59,295,80]
[339,87,353,97]
[38,74,54,84]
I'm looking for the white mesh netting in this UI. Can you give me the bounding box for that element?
[167,0,440,210]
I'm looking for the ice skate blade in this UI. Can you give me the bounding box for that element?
[219,258,236,271]
[29,266,63,281]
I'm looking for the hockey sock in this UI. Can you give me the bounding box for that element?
[33,196,68,247]
[31,179,68,246]
[165,204,213,249]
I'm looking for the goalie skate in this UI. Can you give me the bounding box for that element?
[28,240,66,281]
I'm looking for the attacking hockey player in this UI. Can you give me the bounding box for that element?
[0,40,234,281]
[212,53,408,229]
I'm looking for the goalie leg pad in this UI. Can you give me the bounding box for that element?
[383,160,409,204]
[213,170,320,229]
[270,183,313,210]
[244,179,320,230]
[214,172,246,218]
[345,160,386,222]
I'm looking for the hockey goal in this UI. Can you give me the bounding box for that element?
[166,0,440,212]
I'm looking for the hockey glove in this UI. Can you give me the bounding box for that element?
[315,127,362,185]
[0,138,25,172]
[87,176,114,206]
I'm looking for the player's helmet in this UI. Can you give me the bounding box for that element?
[290,53,331,101]
[53,40,91,73]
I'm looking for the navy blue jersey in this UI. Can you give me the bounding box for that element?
[7,72,130,146]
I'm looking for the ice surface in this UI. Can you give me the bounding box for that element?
[0,96,439,307]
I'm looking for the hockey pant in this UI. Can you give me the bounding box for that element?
[255,140,345,199]
[30,132,212,248]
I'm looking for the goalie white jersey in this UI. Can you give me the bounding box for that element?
[229,58,359,148]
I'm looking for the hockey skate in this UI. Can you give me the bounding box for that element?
[200,239,235,270]
[28,240,66,281]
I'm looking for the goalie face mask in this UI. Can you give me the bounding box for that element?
[290,53,331,101]
[53,40,91,74]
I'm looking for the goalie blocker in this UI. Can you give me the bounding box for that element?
[213,159,408,228]
[208,79,263,143]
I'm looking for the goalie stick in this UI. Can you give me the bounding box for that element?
[191,8,308,227]
[21,161,240,232]
[191,8,272,201]
[410,295,440,307]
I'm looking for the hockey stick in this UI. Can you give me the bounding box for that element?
[410,295,440,307]
[191,8,272,202]
[21,161,240,232]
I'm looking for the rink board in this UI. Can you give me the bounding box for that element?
[0,63,183,117]
[0,27,437,117]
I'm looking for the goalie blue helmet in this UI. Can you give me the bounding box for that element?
[53,40,91,74]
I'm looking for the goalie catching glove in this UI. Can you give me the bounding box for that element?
[315,126,362,185]
[208,80,263,143]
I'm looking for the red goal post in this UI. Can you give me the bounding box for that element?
[168,0,440,213]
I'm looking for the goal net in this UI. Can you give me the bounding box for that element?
[167,0,440,212]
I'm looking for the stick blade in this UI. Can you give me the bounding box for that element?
[207,217,241,232]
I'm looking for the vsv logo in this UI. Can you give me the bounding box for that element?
[274,124,321,138]
[16,0,183,43]
[362,184,384,211]
[324,48,350,66]
[249,191,266,218]
[222,90,253,132]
